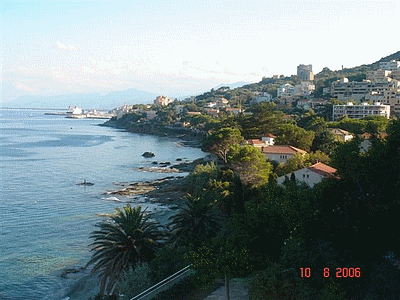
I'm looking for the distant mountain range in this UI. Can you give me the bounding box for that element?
[3,88,158,110]
[3,82,252,109]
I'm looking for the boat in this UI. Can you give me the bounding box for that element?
[77,179,94,186]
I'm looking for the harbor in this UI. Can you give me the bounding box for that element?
[44,106,115,119]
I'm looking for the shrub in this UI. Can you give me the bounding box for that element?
[118,262,153,300]
[248,266,318,300]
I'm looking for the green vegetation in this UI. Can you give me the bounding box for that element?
[91,118,400,298]
[93,52,400,299]
[201,127,244,164]
[86,205,165,295]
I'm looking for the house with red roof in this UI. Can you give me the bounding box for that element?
[358,132,388,153]
[277,162,337,187]
[261,145,307,163]
[329,128,354,141]
[261,134,276,145]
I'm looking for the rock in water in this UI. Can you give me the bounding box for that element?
[142,152,155,158]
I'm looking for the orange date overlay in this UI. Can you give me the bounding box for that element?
[300,267,361,278]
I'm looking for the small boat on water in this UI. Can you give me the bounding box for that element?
[77,179,94,186]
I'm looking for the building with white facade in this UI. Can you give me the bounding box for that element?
[67,106,84,115]
[391,70,400,80]
[277,84,295,98]
[262,145,307,164]
[261,134,276,146]
[247,134,276,149]
[252,92,273,103]
[329,128,354,141]
[332,102,390,121]
[330,76,400,106]
[379,60,400,71]
[215,97,229,108]
[111,105,134,119]
[366,70,392,83]
[277,162,337,188]
[330,78,370,101]
[154,95,172,106]
[204,108,219,118]
[277,82,315,99]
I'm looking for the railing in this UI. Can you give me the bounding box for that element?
[130,264,194,300]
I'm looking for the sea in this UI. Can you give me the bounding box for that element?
[0,109,204,300]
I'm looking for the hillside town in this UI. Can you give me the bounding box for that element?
[72,54,400,299]
[101,58,399,189]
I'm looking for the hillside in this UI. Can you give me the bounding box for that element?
[188,51,400,103]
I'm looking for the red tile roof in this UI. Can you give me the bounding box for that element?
[248,139,263,144]
[359,132,388,139]
[330,128,352,136]
[264,134,276,138]
[262,145,307,155]
[307,162,337,177]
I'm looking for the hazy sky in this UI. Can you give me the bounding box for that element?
[2,0,399,102]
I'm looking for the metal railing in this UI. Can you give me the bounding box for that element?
[130,264,193,300]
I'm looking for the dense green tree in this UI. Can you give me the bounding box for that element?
[149,246,189,284]
[305,116,327,133]
[185,223,253,300]
[311,129,338,155]
[274,123,315,151]
[296,121,400,298]
[227,144,273,188]
[185,162,219,195]
[86,205,165,295]
[167,195,223,250]
[201,127,244,164]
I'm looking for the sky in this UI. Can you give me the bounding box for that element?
[2,0,400,103]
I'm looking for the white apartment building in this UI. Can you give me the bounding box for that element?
[277,84,295,98]
[154,95,172,106]
[332,102,390,121]
[330,78,370,101]
[112,104,134,119]
[366,70,392,83]
[391,70,400,80]
[379,60,400,71]
[277,82,315,98]
[330,76,400,105]
[252,92,273,103]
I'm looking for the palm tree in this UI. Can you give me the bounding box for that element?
[167,195,223,250]
[86,204,165,295]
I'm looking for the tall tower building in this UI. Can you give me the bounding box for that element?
[297,64,314,81]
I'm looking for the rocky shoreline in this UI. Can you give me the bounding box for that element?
[61,123,209,299]
[61,158,209,298]
[105,157,208,206]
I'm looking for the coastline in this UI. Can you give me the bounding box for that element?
[61,124,207,299]
[100,119,205,148]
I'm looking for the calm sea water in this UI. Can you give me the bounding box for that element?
[0,109,204,299]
